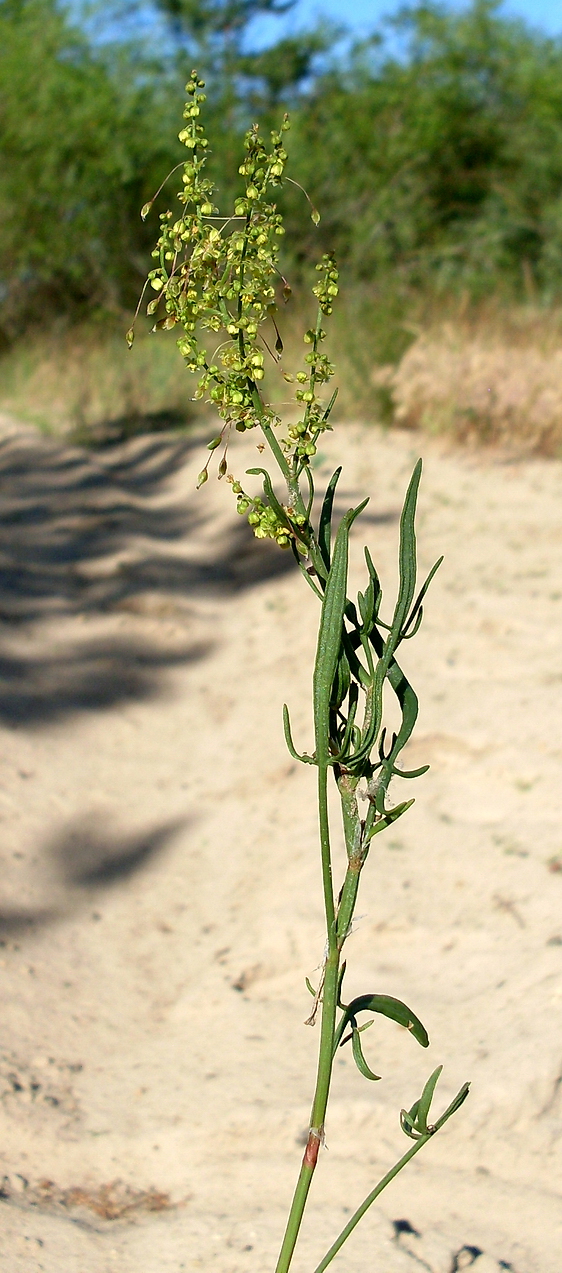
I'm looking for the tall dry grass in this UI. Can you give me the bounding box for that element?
[2,303,562,456]
[383,307,562,457]
[0,323,203,442]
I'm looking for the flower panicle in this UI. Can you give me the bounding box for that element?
[132,73,339,546]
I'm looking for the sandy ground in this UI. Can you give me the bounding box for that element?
[0,414,561,1273]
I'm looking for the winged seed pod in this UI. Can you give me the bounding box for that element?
[129,76,469,1273]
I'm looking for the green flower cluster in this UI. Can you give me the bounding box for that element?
[226,477,306,549]
[284,254,338,458]
[139,70,290,438]
[131,72,339,547]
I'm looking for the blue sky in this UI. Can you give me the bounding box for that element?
[248,0,562,47]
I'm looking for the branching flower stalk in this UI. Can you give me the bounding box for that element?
[129,71,470,1273]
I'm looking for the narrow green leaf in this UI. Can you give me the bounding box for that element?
[283,703,315,765]
[433,1081,471,1132]
[400,1102,422,1140]
[318,468,342,570]
[393,763,429,780]
[331,647,351,711]
[367,799,415,840]
[337,960,347,1008]
[403,556,444,637]
[387,460,422,652]
[351,1027,381,1081]
[305,977,316,997]
[321,387,338,425]
[313,501,368,768]
[416,1065,443,1133]
[337,993,429,1050]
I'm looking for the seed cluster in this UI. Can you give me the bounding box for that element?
[131,72,339,545]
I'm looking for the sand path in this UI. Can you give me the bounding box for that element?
[0,419,561,1273]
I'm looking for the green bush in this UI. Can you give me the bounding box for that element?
[3,0,562,347]
[0,0,184,337]
[284,1,562,299]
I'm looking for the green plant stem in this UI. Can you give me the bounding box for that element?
[274,948,340,1273]
[317,765,336,946]
[312,1134,431,1273]
[258,411,329,587]
[274,761,339,1273]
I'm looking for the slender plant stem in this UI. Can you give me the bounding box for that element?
[317,764,336,946]
[274,952,340,1273]
[312,1134,431,1273]
[274,761,339,1273]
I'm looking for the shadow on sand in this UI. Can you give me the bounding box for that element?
[0,426,295,725]
[0,423,296,933]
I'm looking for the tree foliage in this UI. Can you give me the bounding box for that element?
[3,0,562,339]
[284,1,562,297]
[0,0,183,334]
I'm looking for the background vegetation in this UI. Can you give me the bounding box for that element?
[2,0,562,448]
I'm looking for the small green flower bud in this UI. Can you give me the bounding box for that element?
[196,469,208,488]
[207,436,222,451]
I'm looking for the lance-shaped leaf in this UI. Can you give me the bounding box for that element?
[366,798,415,841]
[351,1026,381,1081]
[330,647,351,712]
[334,993,429,1054]
[433,1080,470,1131]
[283,704,315,765]
[416,1065,443,1133]
[321,387,338,427]
[313,501,368,769]
[390,458,422,640]
[400,1066,470,1140]
[402,556,444,637]
[318,468,342,571]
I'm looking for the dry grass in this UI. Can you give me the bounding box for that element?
[3,302,562,456]
[0,323,203,442]
[384,307,562,456]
